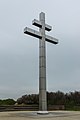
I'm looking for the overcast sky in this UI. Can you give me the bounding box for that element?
[0,0,80,100]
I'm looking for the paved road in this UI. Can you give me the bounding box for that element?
[0,111,80,120]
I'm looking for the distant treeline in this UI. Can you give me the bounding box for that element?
[0,91,80,110]
[0,99,16,105]
[17,91,80,110]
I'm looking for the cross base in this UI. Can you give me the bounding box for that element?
[37,111,49,114]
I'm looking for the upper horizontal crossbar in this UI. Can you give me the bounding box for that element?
[32,19,52,31]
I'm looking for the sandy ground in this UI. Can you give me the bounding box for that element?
[0,111,80,120]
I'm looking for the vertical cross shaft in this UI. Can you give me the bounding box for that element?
[39,12,47,113]
[24,12,58,114]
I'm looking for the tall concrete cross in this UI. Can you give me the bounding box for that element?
[24,12,58,114]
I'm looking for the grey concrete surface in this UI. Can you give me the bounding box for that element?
[24,12,58,113]
[0,111,80,120]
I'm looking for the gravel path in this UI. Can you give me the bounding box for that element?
[0,111,80,120]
